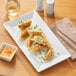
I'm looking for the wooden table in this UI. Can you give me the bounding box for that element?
[0,0,76,76]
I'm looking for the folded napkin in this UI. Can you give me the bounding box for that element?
[49,18,76,60]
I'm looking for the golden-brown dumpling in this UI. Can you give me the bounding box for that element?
[31,36,47,45]
[28,30,42,36]
[19,21,32,30]
[30,44,43,51]
[43,48,54,61]
[26,35,33,47]
[20,27,30,39]
[20,30,28,39]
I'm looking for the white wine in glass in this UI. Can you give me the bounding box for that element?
[6,0,20,20]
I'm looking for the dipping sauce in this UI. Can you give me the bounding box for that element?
[0,46,15,58]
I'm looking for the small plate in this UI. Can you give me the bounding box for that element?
[3,10,71,72]
[0,43,17,62]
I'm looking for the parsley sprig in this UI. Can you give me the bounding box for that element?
[30,25,38,30]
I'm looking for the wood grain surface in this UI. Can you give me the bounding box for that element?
[0,0,76,76]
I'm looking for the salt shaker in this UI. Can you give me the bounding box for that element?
[36,0,44,12]
[46,0,54,14]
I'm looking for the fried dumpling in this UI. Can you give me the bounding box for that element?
[28,30,42,36]
[20,30,28,39]
[20,27,30,39]
[43,48,54,61]
[43,38,51,49]
[30,44,43,51]
[26,35,33,47]
[41,34,46,39]
[31,36,47,45]
[19,21,32,30]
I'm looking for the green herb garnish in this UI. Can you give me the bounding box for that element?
[41,56,43,58]
[57,53,60,55]
[54,53,60,58]
[30,25,38,30]
[33,25,38,29]
[38,50,41,54]
[40,56,44,60]
[39,56,43,60]
[34,54,38,56]
[26,35,29,39]
[44,50,48,53]
[41,61,43,63]
[43,50,48,56]
[0,49,1,53]
[39,29,42,30]
[30,26,32,30]
[37,38,39,42]
[21,28,27,31]
[19,20,24,24]
[54,55,58,58]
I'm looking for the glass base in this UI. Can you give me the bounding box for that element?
[8,13,19,20]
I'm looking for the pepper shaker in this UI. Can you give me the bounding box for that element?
[46,0,54,14]
[36,0,44,12]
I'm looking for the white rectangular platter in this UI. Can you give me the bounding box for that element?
[3,10,71,72]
